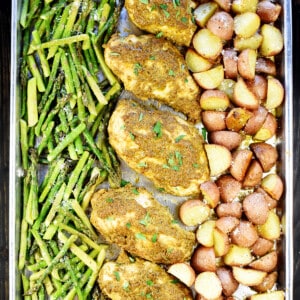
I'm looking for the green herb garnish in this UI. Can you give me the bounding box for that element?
[132,188,139,195]
[175,134,185,143]
[114,271,120,281]
[151,233,158,243]
[139,212,150,226]
[153,121,162,138]
[139,0,149,4]
[135,232,146,240]
[133,63,142,75]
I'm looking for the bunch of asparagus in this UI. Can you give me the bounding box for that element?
[18,0,122,298]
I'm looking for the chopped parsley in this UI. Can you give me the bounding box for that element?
[139,212,150,226]
[156,31,163,38]
[106,198,114,203]
[175,134,185,143]
[106,216,114,221]
[138,161,148,168]
[201,127,207,140]
[123,281,130,291]
[110,52,120,56]
[129,132,135,140]
[132,188,139,195]
[163,10,170,18]
[114,271,120,281]
[193,163,199,169]
[151,233,158,243]
[146,280,154,286]
[171,219,179,224]
[121,179,130,187]
[167,248,174,254]
[172,0,180,6]
[139,0,149,4]
[139,112,144,121]
[157,187,165,192]
[126,222,131,229]
[146,293,153,299]
[163,151,183,171]
[150,4,157,11]
[149,55,156,60]
[159,3,168,10]
[184,78,189,83]
[135,232,147,240]
[120,124,126,130]
[133,63,142,75]
[168,69,175,76]
[181,16,188,23]
[170,279,179,284]
[153,121,162,138]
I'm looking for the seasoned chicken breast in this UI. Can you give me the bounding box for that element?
[90,185,196,264]
[125,0,196,47]
[108,99,209,196]
[98,258,193,300]
[104,34,201,121]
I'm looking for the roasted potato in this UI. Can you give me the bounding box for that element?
[234,33,263,51]
[185,48,213,73]
[232,267,267,286]
[234,12,260,38]
[264,77,284,110]
[238,48,257,80]
[243,192,269,225]
[196,220,216,247]
[193,29,223,61]
[224,244,253,266]
[207,11,234,41]
[209,131,242,150]
[233,77,259,110]
[230,149,253,182]
[179,199,211,226]
[246,75,268,101]
[243,160,263,188]
[223,49,238,79]
[204,144,232,176]
[255,187,278,209]
[199,90,230,111]
[216,202,243,219]
[261,173,283,200]
[168,263,196,287]
[251,237,274,257]
[257,0,282,23]
[191,246,216,272]
[250,290,284,300]
[194,65,224,89]
[216,216,240,234]
[202,111,227,132]
[244,106,268,135]
[216,175,242,203]
[249,251,278,272]
[216,267,239,297]
[250,142,278,172]
[194,272,223,300]
[260,24,284,57]
[254,112,277,141]
[214,0,231,12]
[253,271,278,293]
[255,57,277,76]
[218,78,236,100]
[200,180,220,208]
[257,210,281,240]
[232,0,258,13]
[213,227,230,256]
[193,2,218,28]
[226,107,253,132]
[230,220,259,248]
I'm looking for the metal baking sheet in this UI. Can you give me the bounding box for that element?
[9,0,294,299]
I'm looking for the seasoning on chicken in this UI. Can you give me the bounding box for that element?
[108,99,209,196]
[104,34,201,121]
[98,254,193,300]
[90,185,196,264]
[125,0,196,47]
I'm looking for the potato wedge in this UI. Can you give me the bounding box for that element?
[179,199,211,226]
[230,149,253,182]
[168,263,196,287]
[238,49,257,80]
[254,112,277,141]
[244,106,268,135]
[207,11,234,41]
[223,49,238,79]
[216,175,242,203]
[250,290,284,300]
[216,216,240,234]
[255,187,278,209]
[257,211,281,240]
[195,272,223,300]
[224,244,253,266]
[216,267,239,297]
[234,12,260,38]
[230,220,259,248]
[200,180,220,208]
[185,48,213,73]
[209,131,242,151]
[218,79,236,100]
[191,246,216,272]
[243,160,263,188]
[204,144,232,176]
[255,57,277,76]
[250,142,278,172]
[251,237,274,257]
[257,0,282,23]
[193,2,218,28]
[232,267,267,286]
[216,202,242,219]
[213,227,230,256]
[246,75,268,101]
[199,90,230,111]
[261,173,283,200]
[202,111,227,132]
[193,29,223,61]
[232,0,258,13]
[233,77,259,110]
[196,220,216,247]
[264,77,284,110]
[194,65,224,90]
[243,192,269,225]
[226,107,253,132]
[249,251,278,272]
[253,271,278,293]
[234,33,263,51]
[214,0,231,12]
[260,24,284,57]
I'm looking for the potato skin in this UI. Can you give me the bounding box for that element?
[251,237,274,257]
[207,11,234,41]
[216,202,243,218]
[216,267,239,297]
[230,149,253,182]
[230,220,259,247]
[216,175,242,203]
[223,49,238,79]
[216,216,240,234]
[249,251,278,272]
[202,111,227,132]
[190,246,216,273]
[244,106,268,135]
[243,160,263,188]
[247,75,268,101]
[255,58,277,76]
[257,1,282,23]
[253,271,278,292]
[209,131,242,151]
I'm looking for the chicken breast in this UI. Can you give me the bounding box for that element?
[104,34,201,121]
[108,99,209,196]
[125,0,196,47]
[90,185,196,264]
[98,258,193,300]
